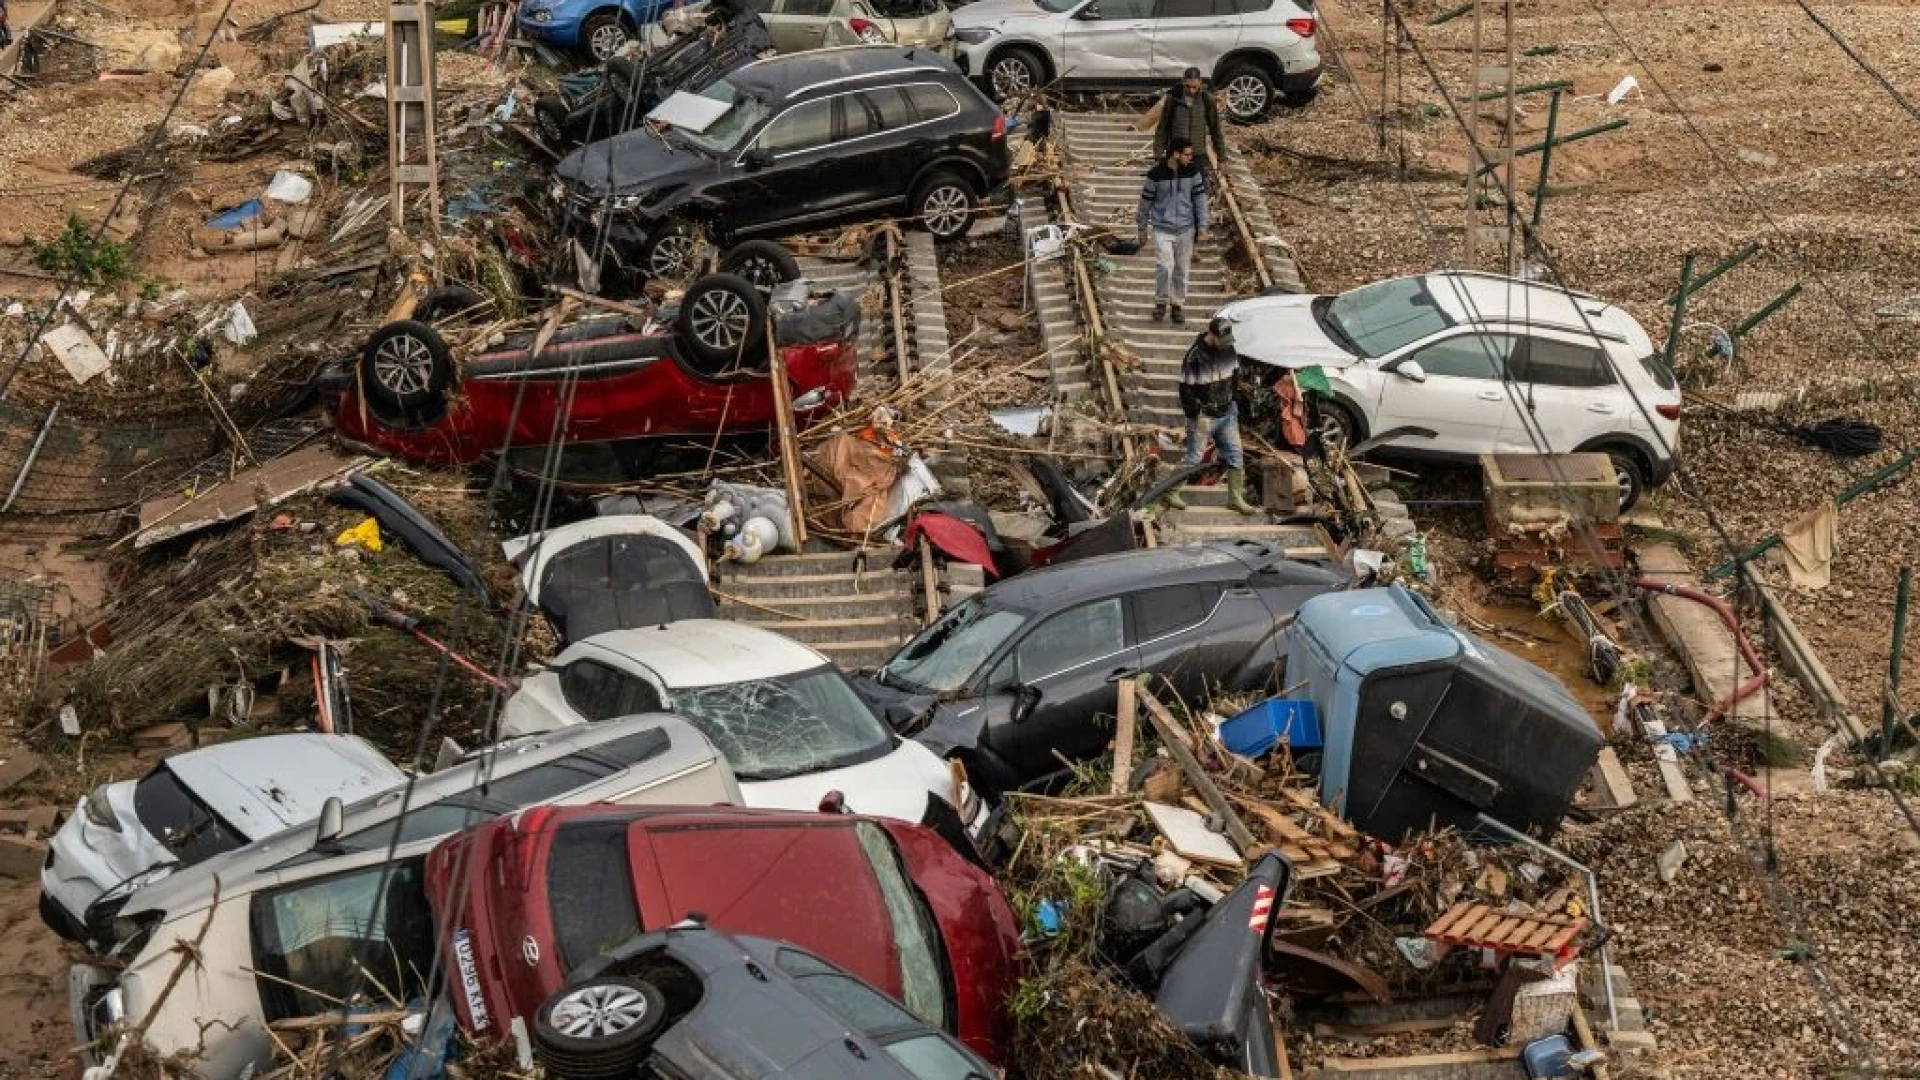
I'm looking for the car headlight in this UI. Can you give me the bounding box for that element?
[527,8,552,21]
[953,27,993,44]
[84,790,119,831]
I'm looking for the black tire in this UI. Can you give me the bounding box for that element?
[911,171,976,241]
[532,976,668,1080]
[1219,61,1276,124]
[414,285,487,325]
[604,56,640,102]
[581,9,634,62]
[986,45,1045,101]
[1603,447,1646,512]
[676,272,771,372]
[1282,83,1319,108]
[535,94,570,147]
[718,240,801,294]
[1314,399,1359,456]
[642,220,703,281]
[359,320,452,415]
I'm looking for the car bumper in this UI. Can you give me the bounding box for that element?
[40,890,88,944]
[1647,452,1677,487]
[1282,64,1323,98]
[516,16,580,47]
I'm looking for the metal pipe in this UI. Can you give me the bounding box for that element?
[1633,579,1769,722]
[1732,282,1802,338]
[1474,813,1617,1034]
[1886,564,1911,749]
[1471,78,1572,103]
[1477,119,1629,176]
[2,403,58,513]
[1530,90,1562,230]
[1664,241,1759,305]
[1662,254,1695,369]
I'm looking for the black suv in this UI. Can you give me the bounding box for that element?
[553,46,1009,279]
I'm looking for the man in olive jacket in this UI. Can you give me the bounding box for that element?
[1153,67,1227,169]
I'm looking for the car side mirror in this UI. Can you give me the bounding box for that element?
[1076,2,1100,18]
[743,148,773,170]
[1395,360,1427,383]
[1012,684,1042,723]
[314,797,344,850]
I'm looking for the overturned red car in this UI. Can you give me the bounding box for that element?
[323,262,859,467]
[425,804,1025,1065]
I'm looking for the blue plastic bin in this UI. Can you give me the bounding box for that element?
[1219,698,1321,759]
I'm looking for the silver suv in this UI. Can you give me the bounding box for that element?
[951,0,1322,122]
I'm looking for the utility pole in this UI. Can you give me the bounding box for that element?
[1460,0,1517,272]
[386,0,442,234]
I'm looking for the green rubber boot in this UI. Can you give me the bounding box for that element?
[1225,467,1258,515]
[1160,486,1188,511]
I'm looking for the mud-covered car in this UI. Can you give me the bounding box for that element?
[322,260,859,467]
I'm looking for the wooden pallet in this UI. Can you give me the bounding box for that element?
[1424,903,1588,967]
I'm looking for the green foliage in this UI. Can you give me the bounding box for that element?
[26,214,133,286]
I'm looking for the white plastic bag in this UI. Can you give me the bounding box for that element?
[224,301,258,345]
[265,170,313,204]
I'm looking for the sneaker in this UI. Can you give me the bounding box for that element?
[1151,301,1167,322]
[1170,305,1185,325]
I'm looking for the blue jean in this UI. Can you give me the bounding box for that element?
[1183,402,1244,470]
[1153,228,1194,305]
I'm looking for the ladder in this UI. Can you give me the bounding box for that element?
[1462,0,1518,273]
[385,1,442,232]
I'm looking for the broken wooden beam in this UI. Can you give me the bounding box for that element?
[1136,682,1256,853]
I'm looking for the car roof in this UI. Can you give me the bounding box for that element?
[157,734,404,840]
[1421,271,1642,345]
[575,619,828,685]
[123,714,723,919]
[980,542,1248,611]
[730,45,960,101]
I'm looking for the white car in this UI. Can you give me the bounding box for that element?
[1217,270,1682,509]
[951,0,1322,122]
[501,619,980,831]
[39,733,404,949]
[751,0,954,52]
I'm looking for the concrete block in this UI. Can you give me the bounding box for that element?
[0,835,46,879]
[25,806,59,838]
[1481,452,1618,532]
[0,750,42,794]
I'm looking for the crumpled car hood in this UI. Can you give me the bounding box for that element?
[558,131,713,195]
[1216,293,1360,370]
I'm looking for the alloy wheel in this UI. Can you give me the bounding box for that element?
[372,334,435,396]
[688,288,753,354]
[1224,75,1270,121]
[647,232,698,279]
[1317,411,1351,455]
[548,983,652,1040]
[922,185,971,238]
[989,58,1033,98]
[589,22,629,60]
[1614,461,1637,508]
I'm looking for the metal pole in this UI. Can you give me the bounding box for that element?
[1663,241,1760,305]
[1475,813,1618,1034]
[1530,90,1562,230]
[1472,78,1572,103]
[2,403,58,513]
[1731,283,1803,338]
[1476,119,1630,176]
[1886,564,1911,750]
[1662,254,1695,369]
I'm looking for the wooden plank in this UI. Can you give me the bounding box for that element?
[1589,745,1639,809]
[1316,1048,1524,1073]
[764,323,808,548]
[1428,904,1474,937]
[1520,922,1561,950]
[1143,801,1243,867]
[1138,684,1256,852]
[1485,917,1524,945]
[1109,678,1137,796]
[1541,922,1585,954]
[1465,910,1506,940]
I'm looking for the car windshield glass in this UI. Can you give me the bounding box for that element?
[549,818,643,970]
[675,78,770,154]
[133,767,247,864]
[853,821,948,1029]
[668,666,894,782]
[1323,277,1454,358]
[880,597,1027,694]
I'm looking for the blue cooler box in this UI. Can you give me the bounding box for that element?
[1220,699,1322,760]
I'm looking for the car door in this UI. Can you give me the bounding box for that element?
[1501,334,1622,453]
[1371,330,1520,455]
[1149,0,1236,81]
[729,94,839,231]
[1065,0,1158,80]
[250,858,435,1026]
[851,83,953,208]
[990,595,1137,781]
[769,0,834,52]
[1129,581,1232,703]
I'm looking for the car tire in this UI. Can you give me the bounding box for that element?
[718,240,801,294]
[535,94,571,147]
[986,46,1045,101]
[641,220,704,282]
[676,272,771,373]
[1603,447,1646,512]
[414,285,487,325]
[1219,62,1276,124]
[1314,399,1359,456]
[912,172,976,241]
[359,320,453,416]
[531,976,668,1080]
[581,10,634,62]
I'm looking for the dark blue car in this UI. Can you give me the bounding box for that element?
[518,0,674,59]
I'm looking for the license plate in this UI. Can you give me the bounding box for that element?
[453,928,491,1031]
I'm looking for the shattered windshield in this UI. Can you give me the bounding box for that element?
[674,78,770,155]
[134,768,247,864]
[1323,277,1454,358]
[879,598,1027,695]
[668,666,893,781]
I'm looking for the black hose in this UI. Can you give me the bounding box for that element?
[1787,418,1883,457]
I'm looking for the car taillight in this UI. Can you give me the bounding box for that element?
[1656,403,1682,420]
[1287,17,1316,35]
[850,17,886,42]
[991,114,1007,140]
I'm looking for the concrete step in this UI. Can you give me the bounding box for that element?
[809,639,902,671]
[745,614,918,645]
[716,570,917,600]
[719,549,903,577]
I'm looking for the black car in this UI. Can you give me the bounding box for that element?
[530,923,998,1080]
[554,46,1010,280]
[859,540,1349,794]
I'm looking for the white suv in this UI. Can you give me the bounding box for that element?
[951,0,1322,122]
[1217,271,1681,509]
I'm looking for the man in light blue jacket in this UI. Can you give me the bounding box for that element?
[1136,138,1209,325]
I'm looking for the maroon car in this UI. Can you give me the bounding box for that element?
[425,804,1025,1064]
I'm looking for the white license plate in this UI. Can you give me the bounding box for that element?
[453,928,491,1031]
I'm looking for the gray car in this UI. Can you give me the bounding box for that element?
[859,540,1348,793]
[71,714,740,1080]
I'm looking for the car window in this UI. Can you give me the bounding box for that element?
[560,659,664,722]
[1133,583,1224,641]
[1637,352,1677,391]
[479,758,615,806]
[678,77,771,154]
[776,946,840,977]
[865,87,917,130]
[583,726,673,767]
[1234,0,1273,10]
[668,665,894,782]
[758,98,835,156]
[853,821,948,1029]
[782,0,835,14]
[1324,277,1455,358]
[839,94,875,141]
[885,1034,993,1080]
[903,83,960,122]
[1406,333,1515,379]
[133,767,248,864]
[880,597,1029,694]
[1016,597,1126,680]
[1156,0,1211,15]
[1085,0,1155,17]
[1511,337,1617,387]
[327,801,492,855]
[799,971,921,1034]
[252,858,433,1022]
[744,0,776,10]
[549,817,642,970]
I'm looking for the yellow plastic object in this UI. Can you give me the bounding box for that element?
[335,517,385,552]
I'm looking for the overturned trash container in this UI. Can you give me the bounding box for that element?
[1288,585,1601,841]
